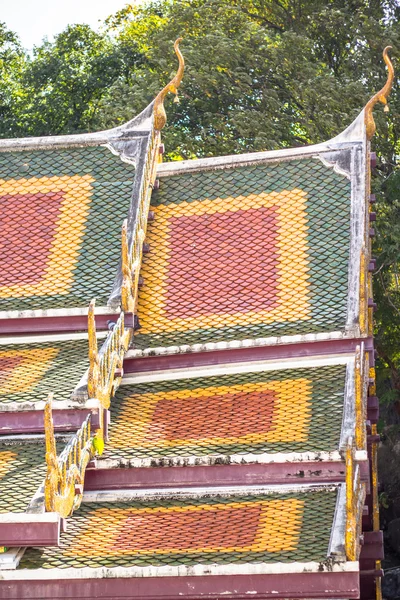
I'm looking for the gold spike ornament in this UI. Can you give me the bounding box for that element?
[153,38,184,131]
[365,46,394,140]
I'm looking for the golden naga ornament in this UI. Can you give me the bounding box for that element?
[87,299,132,408]
[153,38,185,131]
[87,298,100,400]
[121,219,135,314]
[44,395,94,518]
[365,46,394,140]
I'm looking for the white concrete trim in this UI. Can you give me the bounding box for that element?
[122,353,354,385]
[128,330,356,358]
[155,111,366,179]
[4,560,359,580]
[0,547,26,570]
[340,360,356,450]
[156,146,342,176]
[0,305,118,320]
[157,140,361,178]
[83,482,339,503]
[0,398,100,413]
[94,449,367,470]
[0,512,59,524]
[329,483,346,557]
[0,331,107,346]
[345,143,366,330]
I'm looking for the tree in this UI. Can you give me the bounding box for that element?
[94,0,397,159]
[0,22,26,138]
[5,24,143,137]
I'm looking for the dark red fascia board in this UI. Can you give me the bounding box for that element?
[0,520,60,548]
[124,337,375,374]
[0,313,134,335]
[0,570,360,600]
[0,408,101,435]
[85,459,369,491]
[359,569,384,600]
[359,530,384,561]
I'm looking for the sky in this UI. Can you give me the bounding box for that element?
[2,0,134,50]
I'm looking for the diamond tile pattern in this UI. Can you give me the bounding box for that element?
[135,159,351,350]
[0,339,89,404]
[19,488,337,568]
[101,364,346,461]
[0,441,47,513]
[0,147,134,312]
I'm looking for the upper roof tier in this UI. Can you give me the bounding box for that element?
[135,146,363,352]
[0,102,154,318]
[0,45,393,342]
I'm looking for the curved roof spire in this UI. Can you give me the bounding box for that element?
[153,38,185,131]
[365,46,394,140]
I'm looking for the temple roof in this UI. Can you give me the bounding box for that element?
[0,42,392,600]
[0,147,135,314]
[136,158,351,349]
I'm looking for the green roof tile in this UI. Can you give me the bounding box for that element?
[19,488,338,568]
[135,158,351,350]
[100,363,346,461]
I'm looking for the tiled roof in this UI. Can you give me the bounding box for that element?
[134,159,351,350]
[0,441,46,513]
[0,147,134,313]
[101,364,346,461]
[19,487,337,568]
[0,339,89,404]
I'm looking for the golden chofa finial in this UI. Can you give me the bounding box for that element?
[153,38,184,131]
[365,46,394,140]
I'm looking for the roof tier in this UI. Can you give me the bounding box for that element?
[134,153,359,353]
[101,359,351,463]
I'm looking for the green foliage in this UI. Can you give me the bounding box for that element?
[0,23,143,137]
[0,22,26,138]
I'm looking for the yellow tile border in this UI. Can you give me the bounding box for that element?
[0,175,94,298]
[68,498,304,557]
[0,450,17,480]
[109,379,312,449]
[138,189,311,333]
[0,347,59,394]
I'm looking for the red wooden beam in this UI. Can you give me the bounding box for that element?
[0,570,360,599]
[0,313,134,335]
[0,408,100,435]
[124,337,374,373]
[0,514,60,547]
[85,459,369,491]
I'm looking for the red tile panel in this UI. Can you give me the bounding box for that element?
[165,206,281,319]
[0,192,65,285]
[112,504,262,553]
[151,389,277,441]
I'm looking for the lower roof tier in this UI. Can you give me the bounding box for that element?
[19,485,340,570]
[98,355,358,466]
[3,484,361,600]
[0,440,47,513]
[0,338,90,407]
